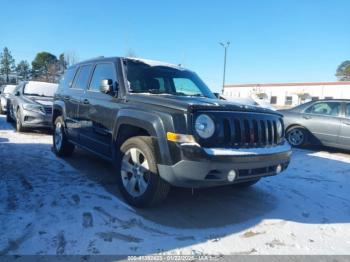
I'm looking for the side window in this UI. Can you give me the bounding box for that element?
[173,78,201,95]
[346,104,350,118]
[285,96,293,106]
[72,65,93,89]
[305,102,341,116]
[15,84,23,95]
[270,96,277,104]
[89,63,117,91]
[59,68,77,89]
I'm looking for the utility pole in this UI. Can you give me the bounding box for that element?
[219,41,230,94]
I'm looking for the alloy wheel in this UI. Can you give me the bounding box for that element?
[54,122,63,151]
[288,129,304,146]
[121,148,150,197]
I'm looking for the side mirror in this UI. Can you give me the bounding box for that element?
[99,79,113,94]
[15,91,20,96]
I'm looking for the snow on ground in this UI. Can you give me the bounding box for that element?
[0,114,349,255]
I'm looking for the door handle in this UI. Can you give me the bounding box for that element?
[303,115,312,120]
[82,99,90,105]
[63,96,70,101]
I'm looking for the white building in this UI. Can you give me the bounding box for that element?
[223,81,350,108]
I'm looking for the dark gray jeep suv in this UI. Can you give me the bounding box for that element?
[53,57,291,207]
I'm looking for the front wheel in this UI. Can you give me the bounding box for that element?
[286,127,308,147]
[116,136,170,207]
[53,116,75,156]
[16,109,26,132]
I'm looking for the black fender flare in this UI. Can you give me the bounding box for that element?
[52,101,67,125]
[112,109,172,165]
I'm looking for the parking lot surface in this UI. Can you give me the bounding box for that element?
[0,115,349,255]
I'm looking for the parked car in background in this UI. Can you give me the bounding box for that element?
[280,99,350,150]
[7,81,58,132]
[52,56,291,207]
[0,84,17,114]
[225,96,276,111]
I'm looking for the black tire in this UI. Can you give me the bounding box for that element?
[6,110,12,123]
[116,136,170,207]
[53,116,75,157]
[233,179,260,188]
[16,109,26,132]
[0,102,3,115]
[286,127,308,147]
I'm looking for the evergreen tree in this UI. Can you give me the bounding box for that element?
[336,61,350,81]
[16,60,31,80]
[0,47,15,83]
[32,52,58,82]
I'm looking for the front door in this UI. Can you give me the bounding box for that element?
[338,103,350,147]
[302,101,342,144]
[78,62,120,157]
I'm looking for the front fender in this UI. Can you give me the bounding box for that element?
[113,109,172,165]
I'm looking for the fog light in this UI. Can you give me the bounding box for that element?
[227,170,237,182]
[276,164,283,174]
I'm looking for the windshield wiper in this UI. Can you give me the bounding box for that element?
[24,93,40,96]
[175,92,206,98]
[131,89,170,95]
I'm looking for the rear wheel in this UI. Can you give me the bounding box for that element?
[233,179,260,188]
[53,116,75,156]
[116,136,170,207]
[286,127,308,147]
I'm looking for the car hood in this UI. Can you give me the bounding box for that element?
[23,96,53,107]
[127,94,281,115]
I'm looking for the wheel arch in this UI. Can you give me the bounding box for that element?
[52,102,66,126]
[112,109,172,165]
[285,124,306,133]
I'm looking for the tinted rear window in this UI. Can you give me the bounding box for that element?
[59,68,77,89]
[72,65,93,89]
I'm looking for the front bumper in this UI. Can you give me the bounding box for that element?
[21,110,52,128]
[158,141,292,188]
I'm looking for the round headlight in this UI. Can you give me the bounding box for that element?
[276,120,283,137]
[195,114,215,139]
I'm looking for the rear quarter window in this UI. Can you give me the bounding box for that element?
[59,68,77,89]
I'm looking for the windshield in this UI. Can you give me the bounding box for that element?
[24,82,58,97]
[3,85,16,94]
[125,60,216,99]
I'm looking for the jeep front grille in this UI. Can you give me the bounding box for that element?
[193,111,284,148]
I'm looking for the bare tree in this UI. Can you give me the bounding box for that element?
[64,50,79,67]
[125,48,137,58]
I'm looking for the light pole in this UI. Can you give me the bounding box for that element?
[219,41,230,94]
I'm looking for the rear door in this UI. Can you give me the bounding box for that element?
[338,102,350,147]
[65,64,93,141]
[302,101,342,144]
[78,62,120,157]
